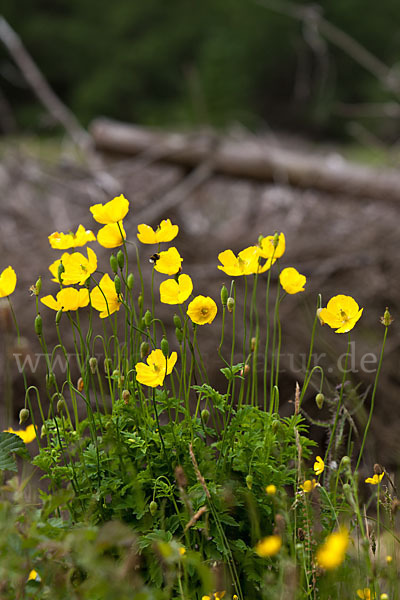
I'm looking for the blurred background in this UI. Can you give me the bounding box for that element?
[1,0,400,473]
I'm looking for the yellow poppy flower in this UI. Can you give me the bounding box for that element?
[97,222,126,248]
[279,267,306,294]
[300,479,318,493]
[90,273,122,318]
[255,534,282,557]
[316,528,349,570]
[187,295,217,325]
[137,219,179,244]
[0,266,17,298]
[90,194,129,224]
[258,232,285,259]
[48,224,96,249]
[357,588,374,599]
[49,248,97,286]
[314,456,325,475]
[135,348,177,387]
[160,274,193,304]
[27,569,41,582]
[153,247,183,275]
[318,295,363,334]
[265,484,277,495]
[365,472,384,485]
[4,424,36,444]
[41,288,89,312]
[218,247,274,276]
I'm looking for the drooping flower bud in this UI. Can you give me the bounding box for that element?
[144,310,152,327]
[110,254,118,274]
[173,314,182,329]
[246,474,253,489]
[220,285,228,306]
[138,294,143,311]
[315,393,324,409]
[316,308,325,325]
[161,337,169,358]
[201,408,210,423]
[89,357,98,374]
[251,337,257,352]
[57,397,66,413]
[122,389,130,402]
[104,357,113,374]
[227,297,235,313]
[149,500,158,516]
[19,408,29,425]
[34,314,42,336]
[114,275,121,296]
[140,341,150,358]
[175,327,183,344]
[46,371,56,388]
[77,377,84,392]
[55,309,63,325]
[127,273,134,290]
[117,250,125,270]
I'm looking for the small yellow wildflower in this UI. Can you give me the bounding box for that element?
[357,589,374,600]
[90,274,122,318]
[135,349,177,387]
[97,222,126,248]
[218,246,274,276]
[49,248,97,286]
[258,232,285,259]
[4,424,36,444]
[365,472,384,485]
[90,194,129,224]
[316,528,348,570]
[265,484,277,495]
[214,593,226,600]
[255,534,282,557]
[300,479,318,493]
[314,456,325,476]
[187,295,217,325]
[159,274,193,304]
[153,247,183,275]
[380,594,389,600]
[48,224,96,249]
[179,547,186,556]
[279,267,306,295]
[386,555,392,564]
[319,295,363,334]
[0,266,17,298]
[27,569,41,582]
[137,219,179,244]
[41,288,89,312]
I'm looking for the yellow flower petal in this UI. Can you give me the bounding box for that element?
[217,246,268,276]
[0,266,17,298]
[97,222,126,248]
[365,472,384,485]
[314,456,325,476]
[319,295,363,334]
[258,233,285,259]
[137,219,179,244]
[90,273,122,318]
[300,479,318,493]
[153,247,183,275]
[187,295,217,325]
[41,288,89,312]
[279,267,306,295]
[49,248,97,286]
[160,274,193,304]
[316,528,349,570]
[4,424,36,444]
[90,194,129,224]
[135,349,177,387]
[255,535,282,557]
[48,224,96,249]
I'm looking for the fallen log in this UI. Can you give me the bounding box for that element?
[90,117,400,201]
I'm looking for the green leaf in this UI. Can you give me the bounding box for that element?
[220,363,244,381]
[0,432,30,472]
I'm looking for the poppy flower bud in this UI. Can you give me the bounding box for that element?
[122,389,130,402]
[127,273,134,290]
[89,357,98,374]
[227,297,235,313]
[138,294,143,311]
[114,275,121,296]
[272,231,280,248]
[140,341,150,358]
[41,424,47,438]
[240,364,250,377]
[57,397,66,413]
[34,276,42,295]
[34,314,42,336]
[46,372,55,388]
[316,308,325,325]
[251,337,257,352]
[246,474,253,489]
[161,337,169,358]
[55,309,63,325]
[341,456,351,469]
[144,310,152,327]
[175,327,183,343]
[374,463,384,476]
[149,500,158,516]
[57,262,65,284]
[104,358,113,374]
[19,408,29,424]
[173,314,182,329]
[201,408,210,423]
[110,254,118,274]
[77,377,84,392]
[220,285,228,306]
[315,393,324,409]
[117,250,124,270]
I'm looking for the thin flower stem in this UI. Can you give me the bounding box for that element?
[299,294,322,407]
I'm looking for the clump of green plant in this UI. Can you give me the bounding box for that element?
[0,195,396,599]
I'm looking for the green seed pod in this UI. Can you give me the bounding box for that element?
[104,358,113,374]
[117,250,124,270]
[114,275,121,296]
[57,261,65,283]
[201,408,210,423]
[315,393,324,409]
[144,310,152,327]
[175,327,183,344]
[19,408,30,425]
[57,397,66,413]
[246,474,253,490]
[138,294,143,311]
[220,285,228,306]
[89,357,98,374]
[46,372,56,389]
[227,297,235,313]
[127,273,134,290]
[139,317,146,330]
[35,276,42,295]
[161,337,169,358]
[55,309,63,325]
[140,341,150,358]
[149,500,158,516]
[110,254,118,274]
[34,314,42,336]
[173,314,182,329]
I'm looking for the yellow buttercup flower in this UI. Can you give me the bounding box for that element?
[90,194,129,224]
[279,267,306,295]
[314,456,325,475]
[135,348,177,387]
[49,248,97,286]
[319,295,363,334]
[0,266,17,298]
[153,247,183,275]
[160,274,193,304]
[218,246,274,276]
[300,479,318,493]
[357,589,374,600]
[265,484,277,495]
[41,288,89,312]
[255,534,282,557]
[97,222,126,248]
[187,295,217,325]
[258,232,285,259]
[90,274,122,318]
[365,472,384,485]
[48,224,96,249]
[27,569,41,582]
[316,528,349,570]
[4,424,36,444]
[137,219,179,244]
